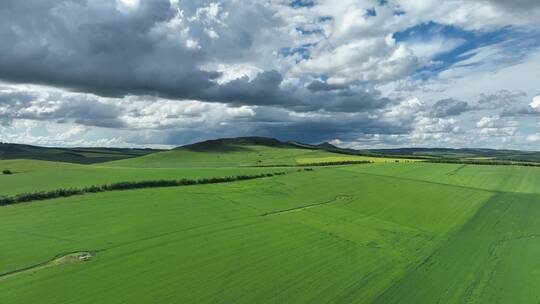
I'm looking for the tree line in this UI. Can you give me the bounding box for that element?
[251,160,373,168]
[0,170,304,206]
[426,159,540,167]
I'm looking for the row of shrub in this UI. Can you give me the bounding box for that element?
[427,159,540,167]
[0,170,298,206]
[299,160,373,167]
[252,160,373,168]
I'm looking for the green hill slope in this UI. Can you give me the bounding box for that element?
[107,137,391,168]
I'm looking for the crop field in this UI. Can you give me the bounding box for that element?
[0,159,296,196]
[1,144,540,303]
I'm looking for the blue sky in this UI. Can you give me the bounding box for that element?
[393,22,540,81]
[0,0,539,150]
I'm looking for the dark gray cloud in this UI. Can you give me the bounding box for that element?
[477,90,527,107]
[430,98,471,117]
[0,0,214,97]
[156,109,408,145]
[201,71,391,112]
[206,71,287,106]
[0,91,35,105]
[0,0,391,114]
[0,89,124,128]
[307,80,349,92]
[488,0,540,11]
[51,97,125,128]
[0,1,279,104]
[477,90,540,117]
[501,106,540,117]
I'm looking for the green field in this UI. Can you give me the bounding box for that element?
[0,159,296,196]
[1,143,540,303]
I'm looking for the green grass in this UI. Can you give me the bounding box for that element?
[0,165,493,303]
[341,162,540,194]
[1,151,540,303]
[374,192,540,303]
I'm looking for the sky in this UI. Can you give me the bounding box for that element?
[0,0,539,150]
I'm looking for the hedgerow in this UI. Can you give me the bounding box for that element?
[0,171,297,206]
[251,160,373,168]
[426,159,540,167]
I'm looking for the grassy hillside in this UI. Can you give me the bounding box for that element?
[108,138,414,168]
[0,142,159,164]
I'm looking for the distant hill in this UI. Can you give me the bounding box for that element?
[177,137,294,152]
[368,147,540,163]
[176,137,540,163]
[178,137,360,155]
[0,142,160,164]
[108,137,390,168]
[3,137,539,165]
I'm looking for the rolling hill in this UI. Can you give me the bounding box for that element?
[107,137,409,168]
[0,142,160,164]
[2,137,540,165]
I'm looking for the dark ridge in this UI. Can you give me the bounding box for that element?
[177,137,299,152]
[316,142,339,149]
[0,142,161,164]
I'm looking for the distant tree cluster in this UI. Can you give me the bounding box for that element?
[299,160,373,167]
[0,171,298,206]
[427,159,540,167]
[252,160,373,168]
[2,170,12,175]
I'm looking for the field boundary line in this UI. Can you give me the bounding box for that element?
[370,191,497,303]
[262,195,352,216]
[350,170,502,194]
[245,160,373,168]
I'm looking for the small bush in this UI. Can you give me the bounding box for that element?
[2,170,12,175]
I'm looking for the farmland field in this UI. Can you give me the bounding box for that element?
[1,143,540,303]
[0,159,297,196]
